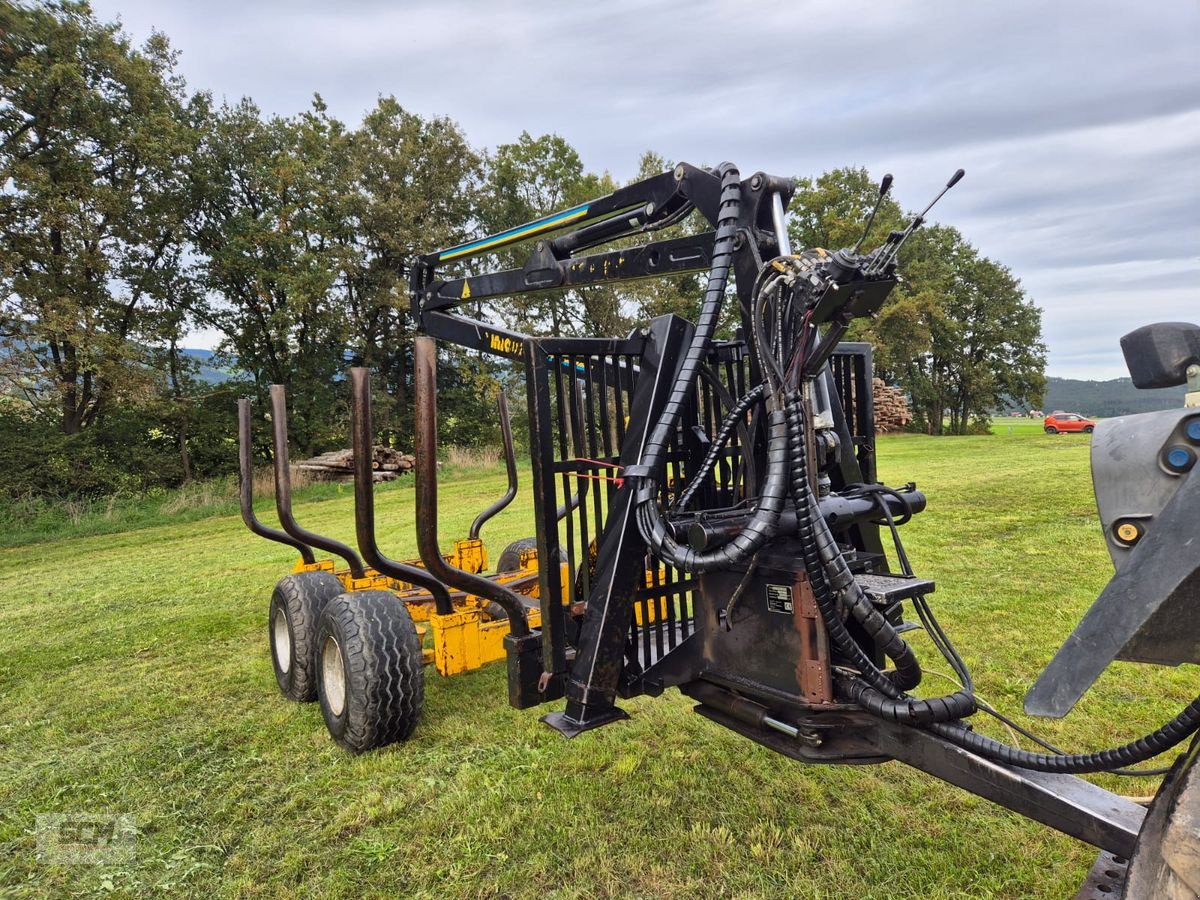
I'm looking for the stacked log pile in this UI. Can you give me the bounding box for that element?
[873,378,912,433]
[295,446,415,483]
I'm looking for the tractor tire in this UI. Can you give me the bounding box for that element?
[1125,734,1200,898]
[1044,425,1058,434]
[1084,425,1095,433]
[486,539,538,620]
[268,570,345,702]
[316,591,424,753]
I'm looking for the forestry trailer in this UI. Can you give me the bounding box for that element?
[245,160,1200,898]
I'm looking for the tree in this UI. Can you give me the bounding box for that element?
[870,226,1046,433]
[189,97,350,453]
[788,166,904,256]
[0,1,199,434]
[789,168,1046,434]
[480,132,621,336]
[339,97,481,442]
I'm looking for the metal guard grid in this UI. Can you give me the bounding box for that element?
[526,336,875,677]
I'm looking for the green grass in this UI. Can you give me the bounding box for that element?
[1,430,1193,898]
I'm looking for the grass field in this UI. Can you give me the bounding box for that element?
[1,427,1194,898]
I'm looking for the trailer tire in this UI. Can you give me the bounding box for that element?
[269,571,344,702]
[316,591,424,753]
[496,537,540,573]
[496,537,569,574]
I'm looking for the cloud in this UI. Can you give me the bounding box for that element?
[95,0,1200,378]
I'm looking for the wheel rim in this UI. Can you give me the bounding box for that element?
[322,636,347,717]
[272,608,291,673]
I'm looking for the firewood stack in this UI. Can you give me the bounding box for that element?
[873,378,912,433]
[295,446,416,483]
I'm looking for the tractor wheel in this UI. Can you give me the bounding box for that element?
[1084,425,1095,433]
[1044,425,1058,434]
[316,591,424,753]
[1124,734,1200,898]
[268,570,344,702]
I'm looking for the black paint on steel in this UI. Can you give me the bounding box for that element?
[396,159,1179,892]
[526,338,569,678]
[557,315,694,726]
[424,234,716,311]
[237,398,314,563]
[830,344,877,483]
[868,720,1145,858]
[267,384,366,579]
[412,337,531,637]
[347,368,454,615]
[469,391,518,542]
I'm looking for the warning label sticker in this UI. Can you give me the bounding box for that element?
[766,583,793,614]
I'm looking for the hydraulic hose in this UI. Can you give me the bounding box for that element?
[639,405,791,573]
[635,163,742,475]
[674,382,767,511]
[926,706,1200,773]
[787,392,976,722]
[647,205,1200,770]
[634,163,794,572]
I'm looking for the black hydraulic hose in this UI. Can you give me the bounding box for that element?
[786,399,906,700]
[635,163,795,573]
[634,162,741,475]
[924,704,1200,773]
[806,472,923,690]
[639,405,791,573]
[674,382,767,511]
[787,393,975,723]
[786,395,918,689]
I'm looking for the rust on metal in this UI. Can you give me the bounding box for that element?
[268,384,366,579]
[793,570,833,704]
[347,367,455,614]
[413,336,532,637]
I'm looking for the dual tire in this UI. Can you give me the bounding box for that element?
[316,591,424,753]
[268,575,424,753]
[269,571,344,701]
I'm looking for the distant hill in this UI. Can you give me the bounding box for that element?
[1003,376,1186,417]
[182,348,237,385]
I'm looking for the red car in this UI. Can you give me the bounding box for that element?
[1043,412,1096,434]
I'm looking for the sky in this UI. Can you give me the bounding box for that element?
[92,0,1200,380]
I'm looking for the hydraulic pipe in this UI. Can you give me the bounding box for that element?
[237,398,315,563]
[469,391,518,541]
[679,490,927,552]
[348,368,454,615]
[268,384,367,579]
[771,192,792,257]
[413,337,531,637]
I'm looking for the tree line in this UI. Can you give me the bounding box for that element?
[0,1,1045,499]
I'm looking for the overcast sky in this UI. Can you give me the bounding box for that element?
[93,0,1199,379]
